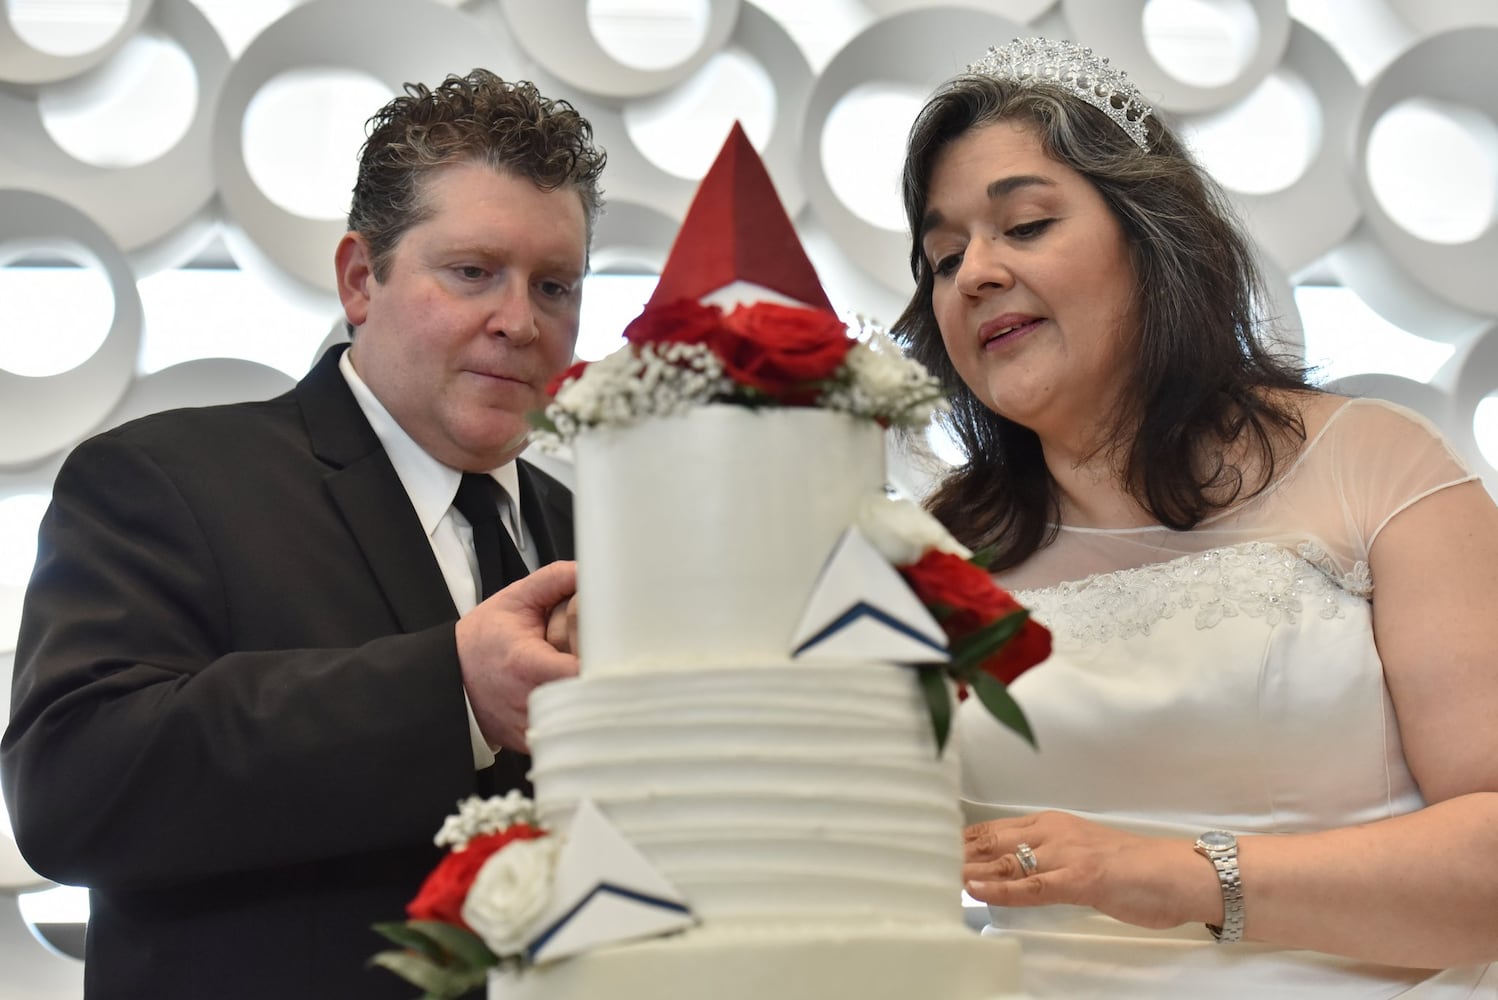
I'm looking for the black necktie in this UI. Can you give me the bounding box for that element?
[452,473,530,600]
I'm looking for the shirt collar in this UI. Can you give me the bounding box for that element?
[338,349,522,536]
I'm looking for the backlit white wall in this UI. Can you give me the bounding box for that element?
[3,1,1497,993]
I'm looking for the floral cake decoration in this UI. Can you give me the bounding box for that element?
[371,792,554,998]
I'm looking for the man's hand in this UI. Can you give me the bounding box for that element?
[455,560,579,753]
[545,594,579,655]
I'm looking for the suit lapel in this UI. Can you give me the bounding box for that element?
[516,460,574,567]
[296,345,458,632]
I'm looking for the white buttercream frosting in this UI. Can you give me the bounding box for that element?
[572,406,885,676]
[528,663,963,924]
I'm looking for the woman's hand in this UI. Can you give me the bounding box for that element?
[963,811,1223,932]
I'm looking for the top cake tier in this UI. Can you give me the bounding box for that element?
[573,405,885,676]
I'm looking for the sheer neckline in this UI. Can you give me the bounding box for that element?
[1050,396,1356,536]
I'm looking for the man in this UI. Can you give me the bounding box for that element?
[0,70,604,999]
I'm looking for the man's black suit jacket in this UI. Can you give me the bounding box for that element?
[0,344,574,999]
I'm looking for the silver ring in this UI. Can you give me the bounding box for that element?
[1015,842,1039,876]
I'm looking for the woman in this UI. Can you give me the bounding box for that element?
[894,36,1498,996]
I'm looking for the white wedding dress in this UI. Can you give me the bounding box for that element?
[956,398,1497,998]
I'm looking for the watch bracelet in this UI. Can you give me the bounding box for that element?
[1205,850,1245,943]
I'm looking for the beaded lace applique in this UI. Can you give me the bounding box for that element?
[1016,541,1368,644]
[1296,540,1374,599]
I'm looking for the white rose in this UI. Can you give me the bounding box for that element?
[856,495,972,566]
[460,836,560,958]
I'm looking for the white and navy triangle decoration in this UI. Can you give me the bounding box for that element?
[790,527,949,663]
[527,799,695,964]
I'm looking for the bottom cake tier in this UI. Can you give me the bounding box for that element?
[526,663,968,923]
[506,664,1029,997]
[489,923,1029,1000]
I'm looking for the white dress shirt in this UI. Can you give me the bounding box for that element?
[339,349,536,769]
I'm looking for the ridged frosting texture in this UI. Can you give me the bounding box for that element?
[527,663,965,925]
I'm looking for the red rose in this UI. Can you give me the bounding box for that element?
[899,549,1022,638]
[709,302,853,402]
[978,617,1052,686]
[406,824,547,928]
[624,298,724,347]
[547,360,591,397]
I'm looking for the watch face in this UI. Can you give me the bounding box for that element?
[1200,830,1235,851]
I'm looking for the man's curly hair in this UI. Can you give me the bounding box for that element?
[347,69,606,281]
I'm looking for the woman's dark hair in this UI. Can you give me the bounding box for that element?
[892,73,1313,569]
[348,69,606,282]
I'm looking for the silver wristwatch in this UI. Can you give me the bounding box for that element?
[1193,830,1244,943]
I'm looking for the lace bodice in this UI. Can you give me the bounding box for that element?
[1020,541,1358,645]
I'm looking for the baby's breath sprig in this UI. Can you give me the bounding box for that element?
[536,317,941,443]
[432,790,538,851]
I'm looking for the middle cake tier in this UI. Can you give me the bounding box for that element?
[526,662,964,926]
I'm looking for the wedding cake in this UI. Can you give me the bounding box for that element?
[371,124,1036,1000]
[487,125,1029,1000]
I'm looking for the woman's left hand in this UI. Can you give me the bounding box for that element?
[963,810,1221,932]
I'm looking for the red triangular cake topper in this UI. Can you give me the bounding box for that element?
[647,122,834,313]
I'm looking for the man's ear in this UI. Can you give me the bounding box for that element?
[334,232,374,329]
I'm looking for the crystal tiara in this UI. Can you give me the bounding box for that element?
[968,37,1154,152]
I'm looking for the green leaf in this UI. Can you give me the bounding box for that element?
[370,949,481,1000]
[406,920,499,970]
[922,599,956,624]
[918,667,953,753]
[968,546,998,570]
[970,672,1037,748]
[527,409,558,434]
[948,610,1028,672]
[372,921,447,964]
